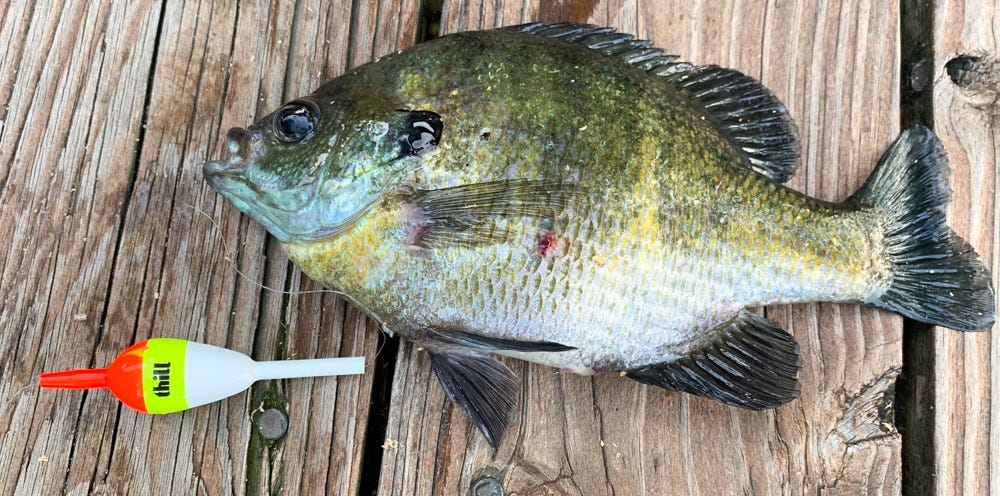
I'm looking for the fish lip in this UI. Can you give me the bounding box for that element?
[204,127,263,182]
[202,158,252,198]
[203,159,235,177]
[203,158,249,179]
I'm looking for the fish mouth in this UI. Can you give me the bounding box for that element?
[203,125,338,244]
[203,127,258,186]
[202,124,383,244]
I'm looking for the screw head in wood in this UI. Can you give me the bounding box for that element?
[257,408,288,440]
[470,467,503,496]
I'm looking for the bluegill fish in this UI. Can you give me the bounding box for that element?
[204,24,995,448]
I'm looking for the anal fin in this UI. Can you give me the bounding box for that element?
[427,349,518,449]
[627,311,802,410]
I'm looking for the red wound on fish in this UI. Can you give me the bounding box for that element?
[537,231,560,256]
[405,224,429,248]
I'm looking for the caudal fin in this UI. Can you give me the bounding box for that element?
[852,126,994,331]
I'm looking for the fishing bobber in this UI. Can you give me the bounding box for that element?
[39,338,365,413]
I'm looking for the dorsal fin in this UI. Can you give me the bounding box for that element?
[508,23,799,183]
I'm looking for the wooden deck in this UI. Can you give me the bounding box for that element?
[0,1,994,494]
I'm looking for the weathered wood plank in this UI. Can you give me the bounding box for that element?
[377,1,904,494]
[0,2,162,494]
[0,0,418,494]
[7,1,994,494]
[930,1,998,493]
[89,2,296,492]
[242,2,421,495]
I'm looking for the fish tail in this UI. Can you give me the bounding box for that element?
[852,125,994,331]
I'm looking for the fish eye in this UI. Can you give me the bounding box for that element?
[273,101,319,143]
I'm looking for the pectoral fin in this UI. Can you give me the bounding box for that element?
[427,349,518,449]
[409,179,578,248]
[626,311,802,409]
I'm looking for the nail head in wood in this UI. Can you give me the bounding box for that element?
[257,408,288,440]
[470,467,504,496]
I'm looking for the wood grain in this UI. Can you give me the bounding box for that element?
[0,1,418,494]
[930,1,998,494]
[376,1,904,494]
[0,2,162,494]
[238,2,420,495]
[3,0,995,494]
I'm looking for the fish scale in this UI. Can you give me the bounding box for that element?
[206,24,994,447]
[382,192,868,369]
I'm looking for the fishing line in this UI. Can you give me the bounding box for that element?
[185,203,342,297]
[188,203,396,360]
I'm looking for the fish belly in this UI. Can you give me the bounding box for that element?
[400,196,885,370]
